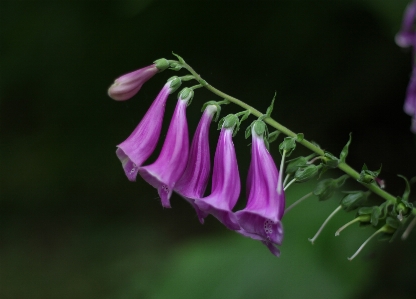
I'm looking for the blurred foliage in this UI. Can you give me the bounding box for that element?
[1,0,416,298]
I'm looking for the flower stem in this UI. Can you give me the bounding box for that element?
[180,60,406,210]
[285,191,314,214]
[347,228,382,261]
[402,216,416,240]
[308,205,342,244]
[283,174,291,188]
[284,178,297,191]
[335,217,361,236]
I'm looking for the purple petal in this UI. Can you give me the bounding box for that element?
[235,130,285,253]
[396,1,416,48]
[138,98,189,208]
[174,105,217,223]
[194,127,241,231]
[116,83,171,181]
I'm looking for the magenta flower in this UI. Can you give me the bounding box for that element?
[404,65,416,132]
[174,105,218,223]
[395,0,416,48]
[108,58,169,101]
[138,88,192,208]
[116,77,182,181]
[194,115,241,231]
[235,121,285,257]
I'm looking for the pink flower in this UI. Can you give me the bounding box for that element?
[174,105,218,223]
[137,88,192,208]
[108,59,169,101]
[395,1,416,48]
[235,121,285,256]
[116,77,181,181]
[194,115,241,231]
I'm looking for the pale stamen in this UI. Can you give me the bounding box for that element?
[308,205,342,244]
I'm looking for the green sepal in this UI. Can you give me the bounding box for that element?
[322,151,339,168]
[177,87,194,105]
[313,174,349,201]
[169,61,182,71]
[397,175,411,201]
[386,217,401,230]
[279,137,296,157]
[253,120,266,137]
[265,93,276,118]
[167,76,182,93]
[392,196,413,219]
[245,122,254,139]
[153,58,169,72]
[218,114,239,136]
[339,133,352,163]
[357,206,374,215]
[285,153,316,174]
[268,130,280,144]
[294,164,322,183]
[357,164,382,184]
[371,206,382,226]
[201,102,221,122]
[172,52,186,64]
[342,190,370,212]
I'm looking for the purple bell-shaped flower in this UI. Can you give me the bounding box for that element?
[138,88,193,208]
[116,77,182,181]
[194,114,241,231]
[235,120,285,257]
[174,104,218,223]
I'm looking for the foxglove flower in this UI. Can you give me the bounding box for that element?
[108,58,169,101]
[116,77,182,181]
[174,104,218,223]
[194,115,241,231]
[235,121,285,257]
[395,0,416,48]
[404,65,416,132]
[138,88,192,208]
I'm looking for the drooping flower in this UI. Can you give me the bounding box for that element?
[396,1,416,132]
[235,120,285,257]
[116,77,182,181]
[108,58,169,101]
[174,104,218,223]
[395,0,416,48]
[404,65,416,132]
[138,88,192,208]
[193,114,241,231]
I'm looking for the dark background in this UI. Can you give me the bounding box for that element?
[1,0,416,298]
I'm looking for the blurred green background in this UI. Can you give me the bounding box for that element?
[1,0,416,298]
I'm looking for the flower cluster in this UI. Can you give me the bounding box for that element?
[109,62,285,256]
[396,0,416,132]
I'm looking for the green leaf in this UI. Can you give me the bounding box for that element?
[339,133,352,164]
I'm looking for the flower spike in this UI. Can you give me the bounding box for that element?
[194,115,241,231]
[108,59,169,101]
[174,105,218,222]
[137,89,191,208]
[235,120,285,256]
[116,77,182,181]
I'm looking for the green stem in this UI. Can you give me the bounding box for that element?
[181,61,406,210]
